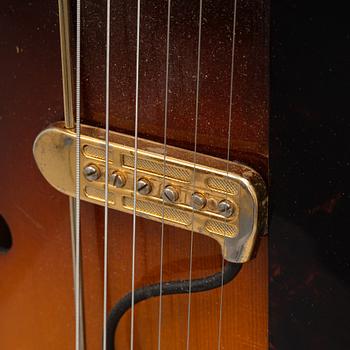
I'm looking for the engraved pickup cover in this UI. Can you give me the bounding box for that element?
[33,122,267,263]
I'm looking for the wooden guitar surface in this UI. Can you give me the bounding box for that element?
[0,0,268,348]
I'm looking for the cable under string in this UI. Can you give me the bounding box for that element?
[186,0,203,349]
[102,0,112,349]
[157,0,171,349]
[130,0,141,349]
[217,1,238,349]
[106,262,242,350]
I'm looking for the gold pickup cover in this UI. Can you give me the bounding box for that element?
[33,122,267,263]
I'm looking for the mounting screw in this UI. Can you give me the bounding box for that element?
[162,185,179,203]
[137,178,152,195]
[83,164,100,181]
[218,200,234,218]
[191,192,207,210]
[111,171,126,188]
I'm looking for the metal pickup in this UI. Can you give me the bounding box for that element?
[33,122,267,263]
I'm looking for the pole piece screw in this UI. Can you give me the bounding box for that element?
[191,192,207,210]
[83,164,100,181]
[111,171,126,188]
[218,199,235,218]
[137,178,152,195]
[162,185,179,203]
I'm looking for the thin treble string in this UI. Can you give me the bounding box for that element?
[157,1,171,349]
[217,1,238,349]
[130,0,141,349]
[186,0,203,349]
[75,0,82,348]
[102,0,111,348]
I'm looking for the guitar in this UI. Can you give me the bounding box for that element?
[0,0,268,348]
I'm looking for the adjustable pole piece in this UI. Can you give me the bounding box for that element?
[33,122,267,263]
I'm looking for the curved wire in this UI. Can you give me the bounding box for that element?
[106,262,242,350]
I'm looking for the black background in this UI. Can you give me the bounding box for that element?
[270,1,350,349]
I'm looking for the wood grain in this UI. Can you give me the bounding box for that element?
[0,0,268,348]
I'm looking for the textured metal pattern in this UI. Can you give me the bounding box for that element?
[123,197,191,226]
[83,145,111,161]
[123,155,191,182]
[33,123,267,262]
[205,220,238,238]
[84,186,115,204]
[207,177,239,195]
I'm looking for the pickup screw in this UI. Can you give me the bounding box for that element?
[162,185,179,203]
[83,164,100,181]
[111,171,126,188]
[218,199,234,218]
[191,192,207,210]
[137,178,152,195]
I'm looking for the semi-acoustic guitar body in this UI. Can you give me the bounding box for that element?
[0,0,269,349]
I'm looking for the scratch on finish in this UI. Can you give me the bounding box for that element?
[16,205,44,231]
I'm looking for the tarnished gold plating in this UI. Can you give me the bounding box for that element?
[33,122,267,263]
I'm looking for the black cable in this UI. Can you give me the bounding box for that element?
[106,261,242,350]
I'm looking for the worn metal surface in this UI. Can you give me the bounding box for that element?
[33,123,267,262]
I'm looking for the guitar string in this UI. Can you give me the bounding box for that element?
[102,0,111,348]
[217,1,238,348]
[131,0,141,348]
[69,198,85,349]
[58,0,74,128]
[57,0,85,346]
[75,0,82,348]
[186,0,203,348]
[157,1,171,349]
